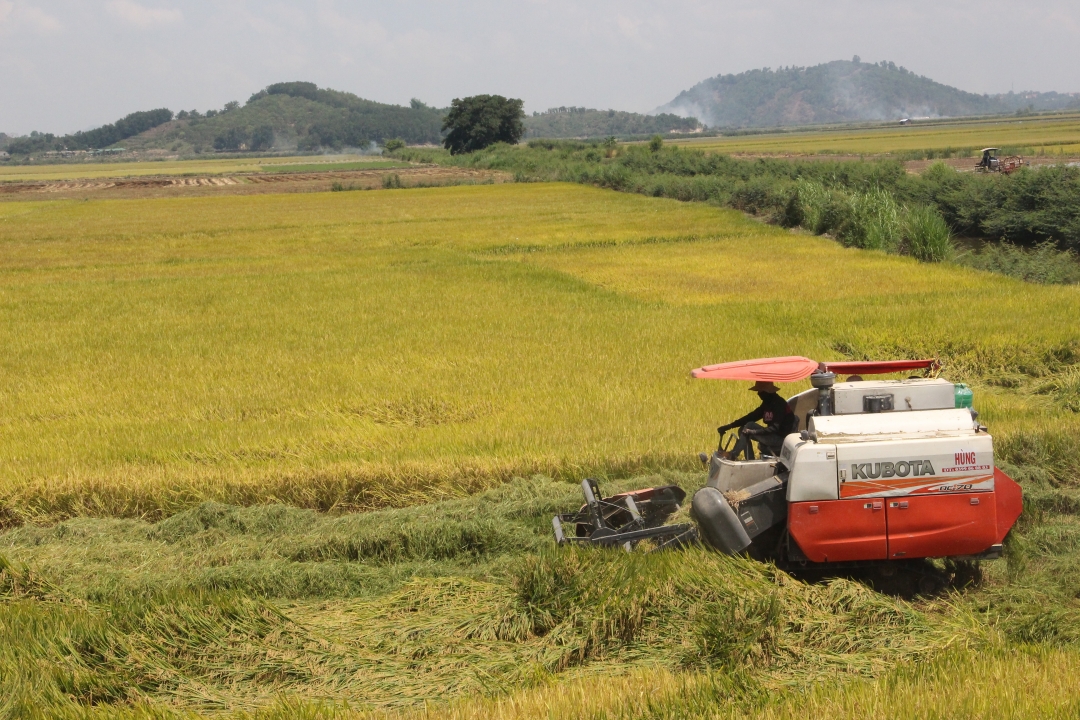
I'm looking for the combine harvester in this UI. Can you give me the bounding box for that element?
[975,147,1024,174]
[553,357,1022,590]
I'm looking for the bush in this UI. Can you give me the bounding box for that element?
[911,163,1080,251]
[266,81,320,102]
[213,127,249,151]
[796,180,830,234]
[771,190,798,228]
[956,241,1080,284]
[902,206,954,262]
[384,138,406,152]
[730,177,786,215]
[839,189,901,252]
[249,125,275,152]
[819,195,854,237]
[797,181,953,263]
[297,135,320,152]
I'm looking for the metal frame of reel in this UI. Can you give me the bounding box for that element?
[552,478,698,552]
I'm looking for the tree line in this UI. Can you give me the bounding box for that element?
[249,82,446,150]
[4,85,696,158]
[524,108,701,139]
[6,109,173,155]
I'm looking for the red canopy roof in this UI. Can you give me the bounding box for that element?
[691,356,819,382]
[691,356,938,382]
[821,359,939,376]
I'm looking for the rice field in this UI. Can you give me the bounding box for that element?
[2,181,1080,716]
[333,645,1080,720]
[2,183,1078,520]
[0,154,398,182]
[669,112,1080,156]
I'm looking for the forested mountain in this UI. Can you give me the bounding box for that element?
[120,82,445,153]
[8,68,1079,157]
[0,82,446,157]
[5,109,174,155]
[657,60,1080,129]
[34,82,702,154]
[524,107,701,138]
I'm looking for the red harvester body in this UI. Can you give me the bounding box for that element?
[554,357,1023,576]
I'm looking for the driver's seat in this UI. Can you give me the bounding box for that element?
[756,436,784,458]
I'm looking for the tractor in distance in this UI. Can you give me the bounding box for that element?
[976,148,1024,173]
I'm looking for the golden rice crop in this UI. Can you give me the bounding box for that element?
[3,181,1080,718]
[669,113,1080,156]
[367,644,1080,720]
[47,646,1080,719]
[1,183,1078,521]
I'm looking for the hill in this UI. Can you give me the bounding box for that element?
[5,83,703,158]
[118,81,445,154]
[657,59,1080,129]
[524,107,701,139]
[130,90,700,152]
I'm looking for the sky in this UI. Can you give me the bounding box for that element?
[2,0,1079,135]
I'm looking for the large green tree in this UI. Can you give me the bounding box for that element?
[441,95,524,155]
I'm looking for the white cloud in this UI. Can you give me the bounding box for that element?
[106,0,182,27]
[14,4,62,33]
[314,0,388,44]
[2,0,1080,134]
[616,14,642,40]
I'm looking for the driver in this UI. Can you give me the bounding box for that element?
[717,381,796,460]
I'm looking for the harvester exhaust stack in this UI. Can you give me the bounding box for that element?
[810,371,835,417]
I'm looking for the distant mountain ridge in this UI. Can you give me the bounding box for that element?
[6,65,1080,157]
[2,81,697,157]
[657,60,1080,129]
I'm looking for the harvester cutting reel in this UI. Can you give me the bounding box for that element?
[552,479,698,552]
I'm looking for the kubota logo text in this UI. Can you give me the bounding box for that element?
[850,461,935,480]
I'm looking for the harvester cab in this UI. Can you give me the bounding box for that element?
[976,147,1024,174]
[553,356,1023,578]
[978,148,1000,170]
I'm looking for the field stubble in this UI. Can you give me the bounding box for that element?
[3,472,1080,717]
[0,165,507,201]
[0,154,396,182]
